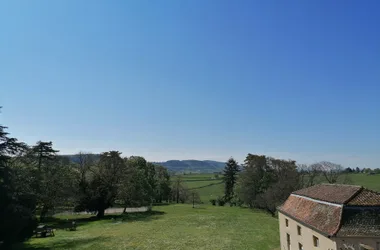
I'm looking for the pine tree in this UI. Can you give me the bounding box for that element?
[0,107,37,245]
[223,158,239,202]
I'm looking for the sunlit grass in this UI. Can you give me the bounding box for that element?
[19,205,279,250]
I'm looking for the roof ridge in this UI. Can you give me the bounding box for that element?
[343,186,364,204]
[318,183,362,187]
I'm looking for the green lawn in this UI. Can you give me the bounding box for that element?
[18,205,280,250]
[348,173,380,191]
[175,173,224,202]
[183,173,380,203]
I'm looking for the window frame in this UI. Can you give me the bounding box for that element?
[298,242,304,250]
[297,225,302,235]
[313,235,319,247]
[286,233,291,250]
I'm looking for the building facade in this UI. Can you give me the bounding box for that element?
[278,184,380,250]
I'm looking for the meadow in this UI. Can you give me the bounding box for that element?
[18,205,280,250]
[349,173,380,191]
[181,172,380,203]
[181,173,224,201]
[16,173,379,250]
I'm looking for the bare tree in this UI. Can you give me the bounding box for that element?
[298,164,320,187]
[313,161,343,184]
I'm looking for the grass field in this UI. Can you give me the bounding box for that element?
[348,173,380,191]
[181,173,380,203]
[15,173,379,250]
[18,205,280,250]
[179,174,224,202]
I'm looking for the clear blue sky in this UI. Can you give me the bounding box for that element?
[1,1,379,168]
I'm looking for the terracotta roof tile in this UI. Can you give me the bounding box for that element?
[278,195,342,235]
[337,207,380,237]
[347,189,380,206]
[292,184,362,204]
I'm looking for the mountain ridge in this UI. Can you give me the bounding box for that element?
[62,155,225,173]
[153,160,225,173]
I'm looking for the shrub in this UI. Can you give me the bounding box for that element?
[216,197,225,206]
[209,199,216,206]
[229,195,243,207]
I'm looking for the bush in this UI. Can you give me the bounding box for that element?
[216,197,225,206]
[209,199,216,206]
[229,195,244,207]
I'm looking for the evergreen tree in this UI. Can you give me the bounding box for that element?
[223,158,240,202]
[28,141,63,221]
[31,141,59,171]
[0,108,37,245]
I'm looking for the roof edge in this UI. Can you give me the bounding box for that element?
[332,202,345,236]
[278,209,332,237]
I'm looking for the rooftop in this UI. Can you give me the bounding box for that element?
[278,184,380,237]
[292,184,362,204]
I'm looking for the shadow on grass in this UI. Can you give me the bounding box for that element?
[152,202,171,206]
[43,210,166,230]
[15,236,109,250]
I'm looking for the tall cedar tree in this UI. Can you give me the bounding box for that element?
[30,141,60,221]
[223,158,239,202]
[0,108,37,245]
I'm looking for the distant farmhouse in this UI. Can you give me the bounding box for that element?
[278,184,380,250]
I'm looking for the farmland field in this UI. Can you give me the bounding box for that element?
[18,205,280,250]
[348,173,380,191]
[179,173,224,201]
[180,172,380,203]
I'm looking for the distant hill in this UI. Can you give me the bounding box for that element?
[154,160,225,173]
[62,155,225,173]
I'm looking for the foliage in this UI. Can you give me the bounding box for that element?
[209,199,216,206]
[229,195,243,207]
[0,112,37,245]
[154,165,171,203]
[216,196,226,206]
[118,156,156,210]
[77,151,125,218]
[222,157,239,202]
[239,154,300,216]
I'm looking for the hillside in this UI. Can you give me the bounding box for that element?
[62,155,225,173]
[154,160,225,173]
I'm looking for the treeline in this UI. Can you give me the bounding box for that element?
[344,166,380,174]
[221,155,353,216]
[0,113,171,245]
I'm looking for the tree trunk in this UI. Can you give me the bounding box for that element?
[97,209,105,218]
[123,207,127,213]
[40,205,48,222]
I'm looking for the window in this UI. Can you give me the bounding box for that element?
[313,235,319,247]
[286,233,291,250]
[298,243,304,250]
[297,225,302,235]
[285,219,289,227]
